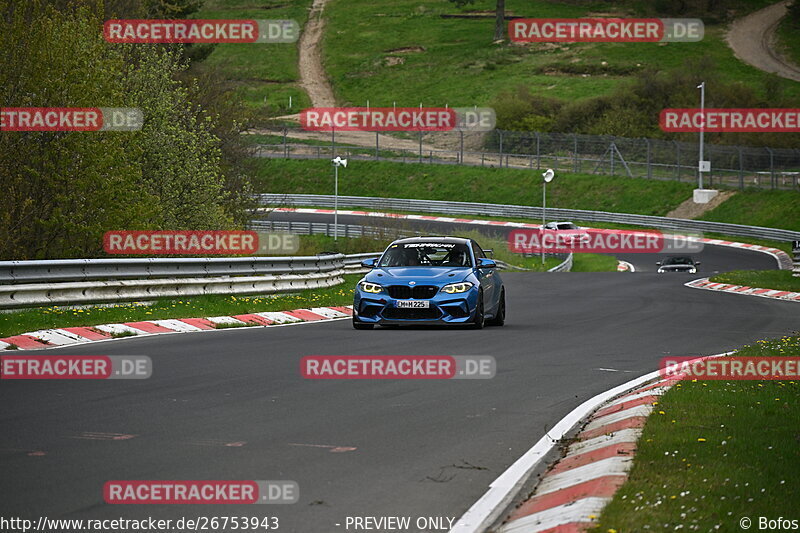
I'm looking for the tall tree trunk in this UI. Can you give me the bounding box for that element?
[493,0,505,41]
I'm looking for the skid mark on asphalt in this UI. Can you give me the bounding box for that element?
[288,443,357,453]
[68,431,137,441]
[425,460,489,483]
[188,439,247,447]
[0,448,47,456]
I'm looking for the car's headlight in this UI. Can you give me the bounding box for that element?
[688,267,697,274]
[658,268,666,273]
[441,282,474,294]
[359,281,383,294]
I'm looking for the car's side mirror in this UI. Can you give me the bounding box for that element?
[361,258,378,268]
[695,261,701,266]
[477,258,497,269]
[655,261,662,266]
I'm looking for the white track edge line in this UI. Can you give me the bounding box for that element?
[448,350,734,533]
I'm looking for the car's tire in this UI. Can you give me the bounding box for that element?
[487,289,505,327]
[352,317,374,330]
[470,290,485,329]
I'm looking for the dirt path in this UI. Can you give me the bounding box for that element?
[726,0,800,82]
[266,0,461,155]
[666,190,736,219]
[298,0,336,107]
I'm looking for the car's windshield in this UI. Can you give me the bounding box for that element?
[557,223,579,230]
[378,242,472,267]
[664,257,693,265]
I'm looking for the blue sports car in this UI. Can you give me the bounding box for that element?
[352,237,505,329]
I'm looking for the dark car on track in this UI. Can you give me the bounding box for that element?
[657,256,701,273]
[352,237,505,329]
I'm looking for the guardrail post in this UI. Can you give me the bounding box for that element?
[331,128,336,157]
[419,132,423,163]
[609,138,615,176]
[573,134,578,173]
[766,147,775,190]
[283,127,288,158]
[498,130,504,167]
[645,138,652,179]
[535,132,541,169]
[460,131,464,164]
[738,147,744,190]
[375,132,379,160]
[674,141,681,181]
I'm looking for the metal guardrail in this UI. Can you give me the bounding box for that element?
[258,194,800,243]
[0,254,380,309]
[252,220,572,272]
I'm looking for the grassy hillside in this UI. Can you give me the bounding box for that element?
[322,0,800,108]
[699,190,800,231]
[255,158,694,214]
[191,0,313,115]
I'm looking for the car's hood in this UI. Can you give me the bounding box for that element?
[660,265,695,271]
[365,267,471,284]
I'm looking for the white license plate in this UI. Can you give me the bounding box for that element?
[396,300,430,308]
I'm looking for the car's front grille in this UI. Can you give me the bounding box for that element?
[386,285,438,299]
[382,307,441,320]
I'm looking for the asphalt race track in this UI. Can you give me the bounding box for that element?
[263,210,781,273]
[1,215,796,532]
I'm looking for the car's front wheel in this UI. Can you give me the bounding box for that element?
[487,289,505,327]
[470,290,485,329]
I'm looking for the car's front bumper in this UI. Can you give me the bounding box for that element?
[353,288,479,325]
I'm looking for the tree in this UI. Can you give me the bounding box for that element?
[0,0,248,259]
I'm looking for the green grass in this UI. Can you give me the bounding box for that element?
[590,334,800,532]
[699,190,800,232]
[0,274,361,338]
[322,0,800,108]
[777,15,800,69]
[571,253,621,272]
[191,0,313,114]
[709,269,800,292]
[256,159,695,215]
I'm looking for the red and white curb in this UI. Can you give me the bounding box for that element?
[0,306,353,351]
[272,208,793,270]
[496,378,679,533]
[686,278,800,302]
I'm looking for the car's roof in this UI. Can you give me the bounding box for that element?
[390,236,472,245]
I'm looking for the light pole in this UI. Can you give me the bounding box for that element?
[697,81,706,189]
[541,168,555,265]
[331,156,347,243]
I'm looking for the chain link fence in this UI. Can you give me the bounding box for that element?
[252,126,800,190]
